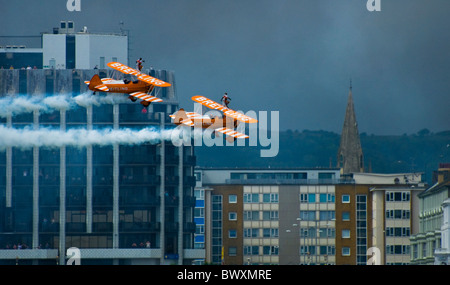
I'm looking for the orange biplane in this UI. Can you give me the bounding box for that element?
[84,62,171,108]
[170,95,258,141]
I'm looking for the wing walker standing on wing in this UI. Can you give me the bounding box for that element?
[84,61,170,110]
[170,95,257,142]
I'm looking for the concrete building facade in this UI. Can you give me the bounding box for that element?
[410,164,450,264]
[195,168,424,265]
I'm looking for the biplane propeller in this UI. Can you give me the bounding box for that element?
[84,62,170,109]
[170,96,258,142]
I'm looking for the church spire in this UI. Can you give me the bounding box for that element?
[337,82,364,174]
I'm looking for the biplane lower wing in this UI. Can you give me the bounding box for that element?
[129,92,163,103]
[214,127,249,139]
[191,95,258,124]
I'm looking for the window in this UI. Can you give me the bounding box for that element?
[263,228,279,238]
[244,246,259,255]
[244,228,259,238]
[319,211,335,221]
[228,212,237,221]
[263,246,279,255]
[228,247,237,256]
[319,228,335,238]
[300,245,316,255]
[308,193,316,203]
[342,247,351,256]
[300,211,316,221]
[228,229,237,238]
[244,211,259,221]
[244,193,259,203]
[342,194,351,203]
[300,193,308,203]
[342,229,350,238]
[229,195,237,203]
[320,246,335,255]
[262,211,278,221]
[386,245,410,255]
[263,193,278,203]
[342,211,350,221]
[319,193,335,203]
[386,191,410,202]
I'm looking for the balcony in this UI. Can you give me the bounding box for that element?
[120,222,160,232]
[183,196,196,208]
[183,155,196,166]
[0,249,58,260]
[92,222,113,232]
[120,196,160,207]
[183,222,196,233]
[165,176,179,186]
[165,155,179,165]
[183,176,196,187]
[66,222,86,233]
[0,248,173,260]
[165,195,179,207]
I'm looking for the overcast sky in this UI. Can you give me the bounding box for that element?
[1,0,449,135]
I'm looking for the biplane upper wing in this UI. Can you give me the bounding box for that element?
[191,95,258,124]
[129,92,163,103]
[107,62,171,87]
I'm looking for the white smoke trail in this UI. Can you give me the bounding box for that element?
[0,125,183,150]
[0,92,129,118]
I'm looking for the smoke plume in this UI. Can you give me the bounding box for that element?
[0,92,129,118]
[0,125,181,150]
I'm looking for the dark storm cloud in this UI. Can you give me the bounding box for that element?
[1,0,449,135]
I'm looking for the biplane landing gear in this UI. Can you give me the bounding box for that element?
[140,100,151,114]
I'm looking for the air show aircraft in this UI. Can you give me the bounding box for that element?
[84,62,171,108]
[170,96,258,142]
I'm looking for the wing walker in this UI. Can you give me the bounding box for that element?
[170,95,258,141]
[84,62,170,109]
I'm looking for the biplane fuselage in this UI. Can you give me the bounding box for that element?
[84,62,171,107]
[174,114,238,129]
[170,96,257,140]
[88,79,154,94]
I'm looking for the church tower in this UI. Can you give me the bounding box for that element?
[337,81,364,174]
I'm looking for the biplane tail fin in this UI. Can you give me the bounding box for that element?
[88,74,109,92]
[172,108,189,124]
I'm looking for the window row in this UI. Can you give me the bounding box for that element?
[385,227,410,237]
[241,245,279,256]
[300,210,335,221]
[386,209,410,219]
[386,245,410,255]
[241,228,279,238]
[386,191,410,202]
[243,193,278,203]
[243,211,278,221]
[300,245,336,256]
[300,193,336,203]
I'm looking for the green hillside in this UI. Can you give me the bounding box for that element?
[194,129,450,184]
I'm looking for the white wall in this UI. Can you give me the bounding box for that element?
[76,34,128,69]
[42,34,66,69]
[43,33,128,69]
